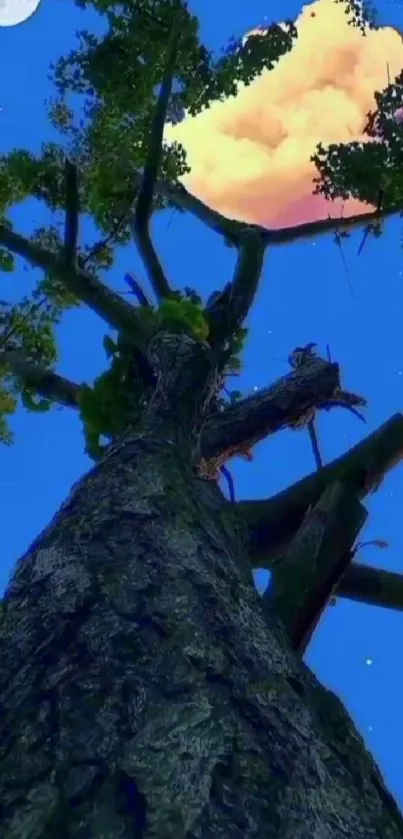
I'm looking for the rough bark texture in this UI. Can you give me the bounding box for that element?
[0,332,402,839]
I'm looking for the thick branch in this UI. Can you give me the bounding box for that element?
[238,413,403,567]
[64,158,79,266]
[207,228,267,347]
[0,224,147,346]
[337,561,403,611]
[201,354,341,463]
[131,172,238,243]
[263,483,367,655]
[0,350,81,408]
[131,15,181,300]
[146,172,400,248]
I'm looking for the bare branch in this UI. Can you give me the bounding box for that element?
[133,172,244,244]
[207,228,267,347]
[131,14,181,300]
[308,418,322,469]
[0,350,81,408]
[318,389,366,421]
[0,223,148,347]
[337,561,403,612]
[238,413,403,567]
[147,173,401,249]
[220,465,235,503]
[64,158,79,266]
[124,273,151,307]
[201,353,341,465]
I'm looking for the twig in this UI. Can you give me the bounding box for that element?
[220,464,235,502]
[81,206,131,269]
[357,190,384,256]
[333,227,356,299]
[308,419,322,469]
[319,390,367,423]
[124,273,151,307]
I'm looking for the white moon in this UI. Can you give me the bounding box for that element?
[0,0,41,26]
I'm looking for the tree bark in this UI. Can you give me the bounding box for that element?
[0,335,402,838]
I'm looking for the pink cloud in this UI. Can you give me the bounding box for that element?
[165,0,403,229]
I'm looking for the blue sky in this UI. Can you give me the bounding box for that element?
[1,0,403,808]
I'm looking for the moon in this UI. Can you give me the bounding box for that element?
[0,0,41,27]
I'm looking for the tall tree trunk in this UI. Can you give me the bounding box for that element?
[0,333,402,838]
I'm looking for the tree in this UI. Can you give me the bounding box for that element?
[1,0,403,835]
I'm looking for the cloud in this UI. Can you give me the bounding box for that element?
[164,0,403,229]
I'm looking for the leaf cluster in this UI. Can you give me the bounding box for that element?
[44,0,297,239]
[335,0,378,34]
[311,58,403,214]
[78,332,149,459]
[0,296,59,441]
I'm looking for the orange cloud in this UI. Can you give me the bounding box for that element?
[164,0,403,228]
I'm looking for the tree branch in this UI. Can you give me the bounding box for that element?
[0,350,81,408]
[82,204,133,269]
[147,172,401,248]
[124,273,151,307]
[131,171,239,243]
[308,418,322,469]
[131,15,181,301]
[207,228,267,347]
[337,561,403,612]
[64,158,79,266]
[0,224,148,347]
[238,413,403,567]
[201,353,342,465]
[263,483,367,655]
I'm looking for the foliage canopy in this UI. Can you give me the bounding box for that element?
[0,0,399,459]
